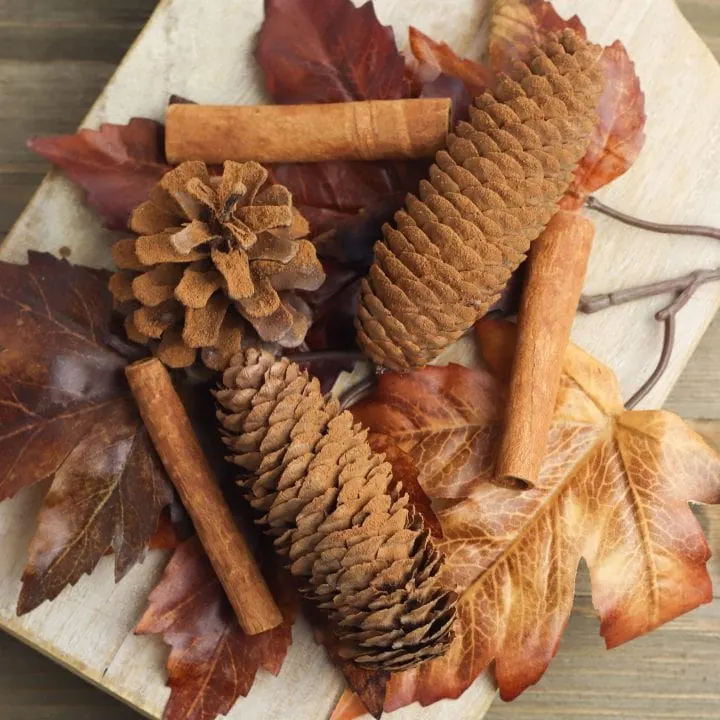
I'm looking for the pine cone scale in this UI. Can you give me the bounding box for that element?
[109,160,325,369]
[217,350,457,670]
[357,31,604,371]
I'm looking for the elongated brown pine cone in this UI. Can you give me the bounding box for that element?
[216,349,456,671]
[356,30,604,370]
[109,161,325,370]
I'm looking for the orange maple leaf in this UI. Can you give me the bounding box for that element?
[346,320,720,714]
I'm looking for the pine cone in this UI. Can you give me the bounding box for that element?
[216,349,457,671]
[356,30,604,370]
[109,161,325,370]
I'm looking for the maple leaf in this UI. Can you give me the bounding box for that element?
[136,536,297,720]
[0,253,173,613]
[563,41,646,208]
[408,26,491,99]
[490,0,587,75]
[256,0,407,104]
[345,319,720,714]
[28,118,169,230]
[490,0,646,209]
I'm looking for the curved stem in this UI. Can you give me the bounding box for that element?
[586,196,720,241]
[625,314,676,410]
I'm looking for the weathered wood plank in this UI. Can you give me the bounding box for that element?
[0,26,150,63]
[0,1,719,720]
[0,171,44,237]
[486,598,720,720]
[0,61,116,165]
[0,632,138,720]
[0,0,158,24]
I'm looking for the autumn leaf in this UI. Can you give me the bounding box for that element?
[345,319,720,713]
[331,689,369,720]
[490,0,586,75]
[0,253,173,612]
[408,26,491,99]
[29,118,169,230]
[367,433,443,540]
[564,41,646,207]
[137,537,297,720]
[256,0,407,104]
[490,0,646,209]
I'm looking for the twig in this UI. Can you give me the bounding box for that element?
[580,269,720,408]
[579,269,720,315]
[625,314,676,409]
[586,196,720,241]
[580,196,720,408]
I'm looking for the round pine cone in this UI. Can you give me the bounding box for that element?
[356,30,604,370]
[109,161,325,370]
[216,349,457,671]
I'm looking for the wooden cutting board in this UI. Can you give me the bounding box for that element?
[1,1,720,718]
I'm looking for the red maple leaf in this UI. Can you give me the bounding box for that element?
[137,537,297,720]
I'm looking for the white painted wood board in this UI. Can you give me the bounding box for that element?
[1,0,720,719]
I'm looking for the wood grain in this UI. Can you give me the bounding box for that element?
[0,1,719,720]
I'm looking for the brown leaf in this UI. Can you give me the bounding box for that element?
[258,0,478,337]
[256,0,407,104]
[0,253,173,612]
[563,41,646,208]
[490,0,586,75]
[352,365,505,502]
[367,433,443,541]
[489,0,646,209]
[408,26,491,99]
[309,609,388,719]
[344,319,720,712]
[137,537,296,720]
[330,689,369,720]
[28,118,169,230]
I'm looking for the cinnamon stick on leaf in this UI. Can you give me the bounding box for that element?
[126,357,283,635]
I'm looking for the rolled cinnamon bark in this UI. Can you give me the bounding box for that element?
[165,99,452,164]
[497,211,595,487]
[126,357,283,635]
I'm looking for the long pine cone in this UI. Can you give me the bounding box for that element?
[356,30,604,370]
[216,349,457,671]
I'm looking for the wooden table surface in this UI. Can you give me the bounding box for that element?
[1,1,720,719]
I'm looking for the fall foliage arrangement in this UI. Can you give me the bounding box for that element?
[2,1,720,720]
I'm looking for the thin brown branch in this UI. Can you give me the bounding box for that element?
[625,314,676,409]
[579,268,720,409]
[586,196,720,241]
[579,269,720,314]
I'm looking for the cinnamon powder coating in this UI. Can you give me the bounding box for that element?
[356,30,605,370]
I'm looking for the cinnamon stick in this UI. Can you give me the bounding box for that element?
[497,211,595,487]
[165,99,452,164]
[125,358,282,635]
